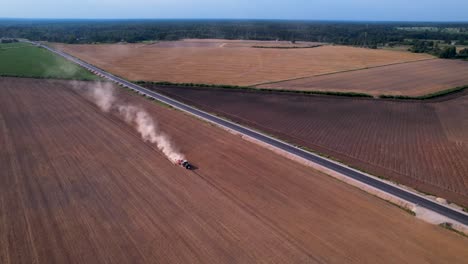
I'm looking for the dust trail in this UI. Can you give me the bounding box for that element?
[87,82,116,112]
[117,104,185,162]
[73,81,185,163]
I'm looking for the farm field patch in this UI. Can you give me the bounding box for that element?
[0,42,98,80]
[2,77,468,263]
[257,59,468,96]
[148,85,468,207]
[51,39,431,86]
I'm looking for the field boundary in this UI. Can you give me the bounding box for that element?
[135,81,374,98]
[251,57,437,87]
[139,80,468,102]
[379,85,468,100]
[0,73,103,81]
[251,44,324,49]
[0,44,33,49]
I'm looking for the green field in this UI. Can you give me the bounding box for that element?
[0,42,99,80]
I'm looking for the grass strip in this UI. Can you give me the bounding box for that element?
[0,73,101,81]
[439,223,468,238]
[252,45,323,49]
[379,85,467,100]
[135,81,374,98]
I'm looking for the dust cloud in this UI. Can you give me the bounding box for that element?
[73,81,185,163]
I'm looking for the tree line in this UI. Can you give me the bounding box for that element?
[409,40,468,59]
[1,19,467,57]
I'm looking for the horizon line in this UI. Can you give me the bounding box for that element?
[1,17,468,23]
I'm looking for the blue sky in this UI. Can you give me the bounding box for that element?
[2,0,468,21]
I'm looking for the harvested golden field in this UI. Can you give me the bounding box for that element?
[1,77,468,263]
[51,39,431,86]
[146,39,323,48]
[258,59,468,96]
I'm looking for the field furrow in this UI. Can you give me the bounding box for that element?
[148,85,468,206]
[2,77,468,263]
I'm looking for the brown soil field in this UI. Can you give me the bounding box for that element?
[50,40,431,86]
[258,59,468,96]
[1,77,468,263]
[148,85,468,207]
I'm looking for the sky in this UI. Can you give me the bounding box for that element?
[1,0,468,22]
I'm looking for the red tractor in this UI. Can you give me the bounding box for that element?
[177,160,192,170]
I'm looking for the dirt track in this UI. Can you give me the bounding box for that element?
[1,77,468,263]
[149,85,468,208]
[258,59,468,96]
[51,40,430,86]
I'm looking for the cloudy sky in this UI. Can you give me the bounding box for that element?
[2,0,467,21]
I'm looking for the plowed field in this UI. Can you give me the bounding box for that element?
[2,77,468,263]
[51,40,431,86]
[258,59,468,96]
[148,85,468,207]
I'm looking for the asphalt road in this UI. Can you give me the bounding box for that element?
[35,42,468,226]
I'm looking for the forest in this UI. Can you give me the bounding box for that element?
[1,19,467,57]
